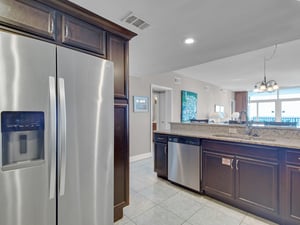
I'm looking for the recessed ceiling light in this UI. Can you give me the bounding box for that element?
[184,38,195,45]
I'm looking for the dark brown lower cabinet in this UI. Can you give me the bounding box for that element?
[202,140,280,222]
[153,134,168,178]
[285,165,300,224]
[235,157,278,214]
[203,151,234,200]
[154,142,168,178]
[114,103,129,221]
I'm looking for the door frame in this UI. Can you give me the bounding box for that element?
[150,84,173,154]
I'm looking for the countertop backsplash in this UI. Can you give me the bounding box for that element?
[169,122,300,139]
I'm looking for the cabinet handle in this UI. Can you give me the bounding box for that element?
[65,24,69,38]
[164,146,167,155]
[50,15,54,34]
[230,159,233,170]
[236,159,239,170]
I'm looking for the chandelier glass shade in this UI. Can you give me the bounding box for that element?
[253,75,279,93]
[253,45,279,93]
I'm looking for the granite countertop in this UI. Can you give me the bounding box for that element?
[154,129,300,150]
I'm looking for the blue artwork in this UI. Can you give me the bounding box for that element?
[181,90,198,122]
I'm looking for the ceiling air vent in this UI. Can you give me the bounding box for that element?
[121,12,150,30]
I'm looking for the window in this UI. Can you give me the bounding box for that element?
[248,87,300,127]
[248,91,277,101]
[279,87,300,99]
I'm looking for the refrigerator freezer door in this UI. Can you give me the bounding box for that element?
[0,32,56,225]
[57,46,114,225]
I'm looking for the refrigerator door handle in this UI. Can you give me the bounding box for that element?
[58,78,67,196]
[49,76,56,199]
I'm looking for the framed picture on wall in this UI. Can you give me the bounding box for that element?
[181,90,198,122]
[133,96,149,112]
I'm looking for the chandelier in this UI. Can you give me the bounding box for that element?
[254,45,279,93]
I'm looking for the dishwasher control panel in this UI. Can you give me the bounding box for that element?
[168,136,200,146]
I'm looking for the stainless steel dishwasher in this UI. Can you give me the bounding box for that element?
[168,136,201,192]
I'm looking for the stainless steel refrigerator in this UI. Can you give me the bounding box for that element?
[0,30,114,225]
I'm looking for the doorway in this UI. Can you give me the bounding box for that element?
[150,84,173,154]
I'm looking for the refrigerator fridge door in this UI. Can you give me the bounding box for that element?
[0,32,56,225]
[57,46,114,225]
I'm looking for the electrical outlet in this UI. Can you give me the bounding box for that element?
[229,128,237,134]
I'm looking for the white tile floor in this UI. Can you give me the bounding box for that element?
[115,157,278,225]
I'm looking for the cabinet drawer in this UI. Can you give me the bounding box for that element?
[286,150,300,165]
[62,15,106,56]
[202,139,278,162]
[0,0,56,40]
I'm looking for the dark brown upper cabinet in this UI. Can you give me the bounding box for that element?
[107,34,129,99]
[0,0,56,40]
[61,15,106,56]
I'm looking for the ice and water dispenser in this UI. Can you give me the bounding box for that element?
[1,111,44,169]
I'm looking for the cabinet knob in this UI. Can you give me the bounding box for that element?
[298,157,300,161]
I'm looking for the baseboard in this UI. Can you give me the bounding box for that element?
[130,152,152,162]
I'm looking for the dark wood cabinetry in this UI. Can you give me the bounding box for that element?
[107,33,131,220]
[284,150,300,225]
[0,0,56,39]
[107,34,129,99]
[61,15,106,56]
[153,134,168,178]
[0,0,136,222]
[285,166,300,223]
[203,151,235,200]
[114,103,129,221]
[235,157,278,214]
[202,140,279,220]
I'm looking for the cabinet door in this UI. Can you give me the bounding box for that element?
[114,103,129,221]
[203,151,235,200]
[61,15,106,56]
[154,142,167,178]
[235,157,279,215]
[285,165,300,223]
[107,34,128,99]
[0,0,56,39]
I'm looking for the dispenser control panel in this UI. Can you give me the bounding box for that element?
[1,111,45,168]
[1,111,44,132]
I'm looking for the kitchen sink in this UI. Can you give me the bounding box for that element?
[212,134,275,142]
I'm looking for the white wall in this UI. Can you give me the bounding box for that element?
[129,76,151,157]
[129,72,234,157]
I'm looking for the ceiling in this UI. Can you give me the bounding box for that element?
[70,0,300,91]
